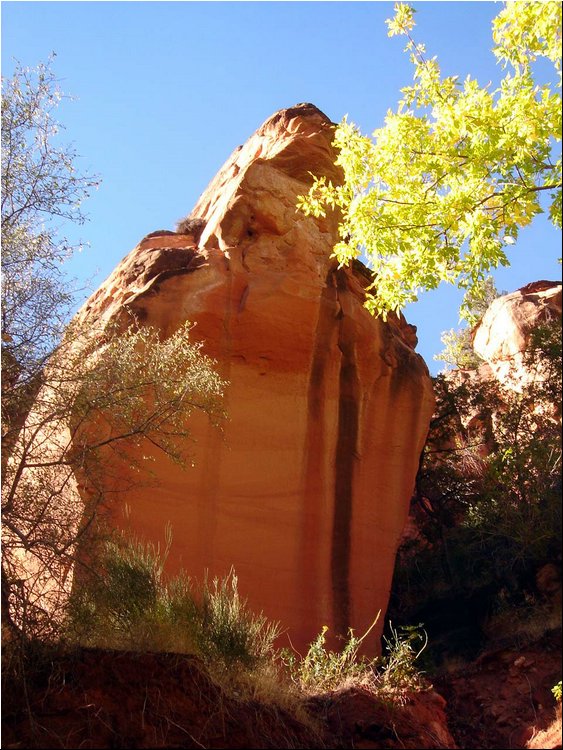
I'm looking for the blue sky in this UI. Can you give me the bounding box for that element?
[2,1,561,374]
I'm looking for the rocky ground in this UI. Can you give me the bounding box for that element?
[436,628,561,750]
[2,649,324,750]
[2,628,561,750]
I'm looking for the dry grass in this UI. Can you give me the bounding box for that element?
[526,701,562,749]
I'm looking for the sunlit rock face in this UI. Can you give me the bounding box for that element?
[62,104,435,652]
[473,280,562,390]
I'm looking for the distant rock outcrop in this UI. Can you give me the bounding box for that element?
[16,104,435,653]
[473,280,562,389]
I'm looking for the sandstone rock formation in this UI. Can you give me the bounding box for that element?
[13,104,435,653]
[420,280,562,457]
[473,280,562,389]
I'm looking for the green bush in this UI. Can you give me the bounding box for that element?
[280,615,428,699]
[376,623,428,697]
[281,624,377,693]
[66,531,280,671]
[197,570,281,669]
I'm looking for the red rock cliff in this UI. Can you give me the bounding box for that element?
[54,104,436,652]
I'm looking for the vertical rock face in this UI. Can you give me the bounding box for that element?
[60,105,435,652]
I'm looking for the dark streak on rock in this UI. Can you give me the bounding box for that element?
[238,285,250,313]
[139,248,206,287]
[331,269,360,637]
[301,271,338,622]
[307,273,337,425]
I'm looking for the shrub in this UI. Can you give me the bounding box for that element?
[66,530,280,671]
[282,626,372,692]
[376,622,428,699]
[281,615,381,693]
[197,570,281,669]
[281,614,428,702]
[67,530,169,650]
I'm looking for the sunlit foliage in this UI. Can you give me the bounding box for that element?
[299,3,561,322]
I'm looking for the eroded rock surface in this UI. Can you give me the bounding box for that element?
[473,280,562,388]
[22,104,435,653]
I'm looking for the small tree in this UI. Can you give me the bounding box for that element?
[1,57,100,394]
[298,3,561,322]
[469,321,562,560]
[434,277,500,370]
[2,317,227,641]
[1,60,227,640]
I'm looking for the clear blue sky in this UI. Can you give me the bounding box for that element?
[2,1,561,374]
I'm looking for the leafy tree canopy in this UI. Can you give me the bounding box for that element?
[298,2,562,323]
[1,56,101,381]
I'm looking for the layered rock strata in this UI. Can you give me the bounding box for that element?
[19,104,436,653]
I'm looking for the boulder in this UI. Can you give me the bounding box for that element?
[473,280,562,389]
